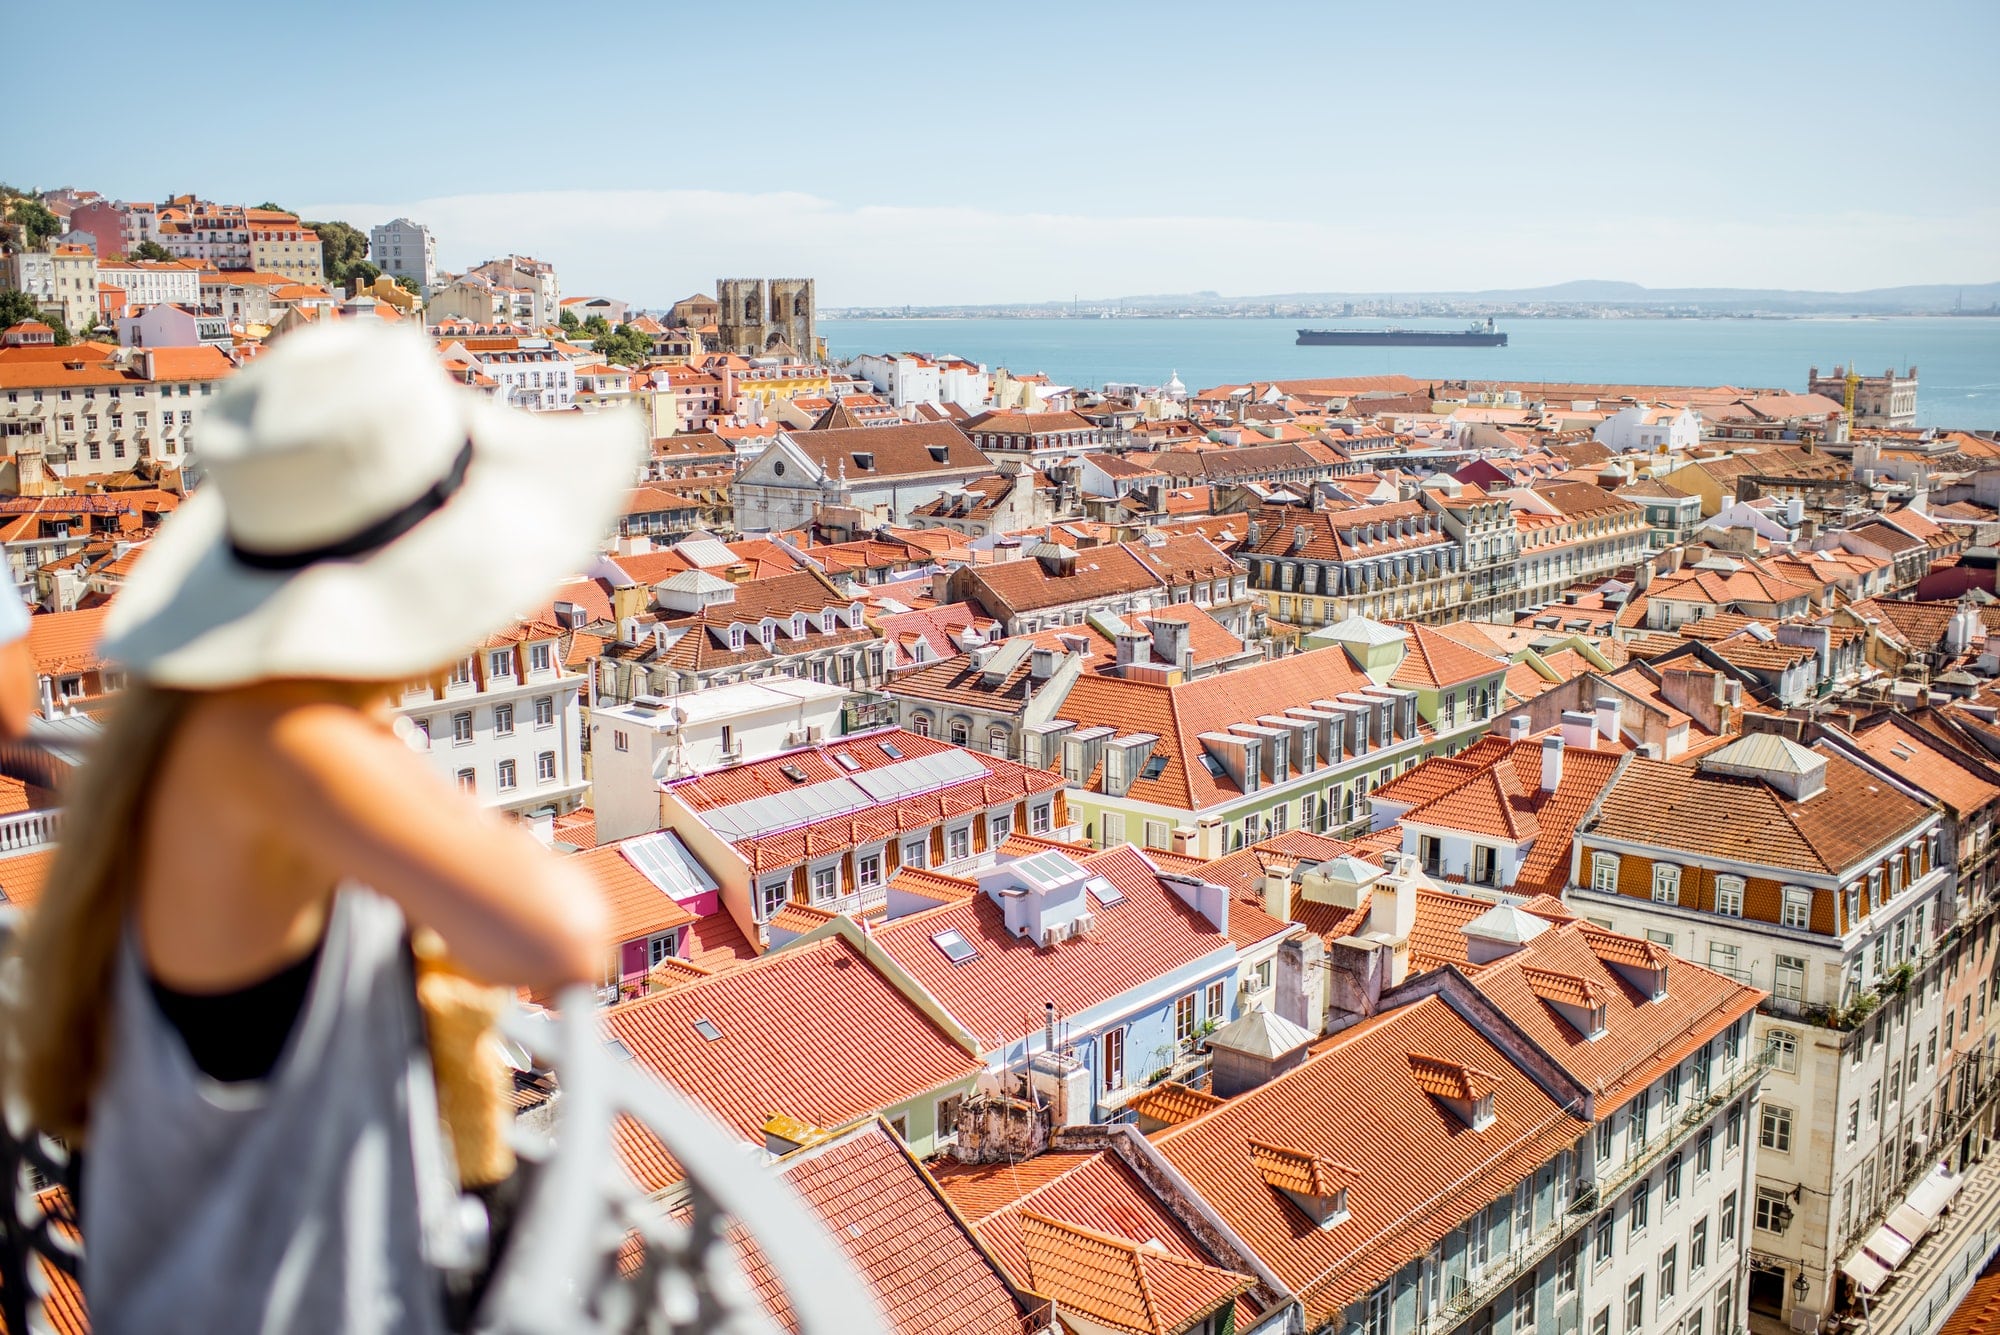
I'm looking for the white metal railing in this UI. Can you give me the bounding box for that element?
[0,810,57,853]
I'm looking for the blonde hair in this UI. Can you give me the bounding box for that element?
[13,678,387,1141]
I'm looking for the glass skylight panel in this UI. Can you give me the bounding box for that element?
[931,929,978,964]
[621,831,719,898]
[1085,876,1124,906]
[779,763,809,784]
[1142,754,1169,780]
[691,1018,723,1042]
[880,741,905,759]
[834,752,861,771]
[604,1038,636,1062]
[1199,753,1227,777]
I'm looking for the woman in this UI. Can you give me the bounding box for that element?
[12,322,643,1333]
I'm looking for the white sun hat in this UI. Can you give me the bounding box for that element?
[100,321,645,687]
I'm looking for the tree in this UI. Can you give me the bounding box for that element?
[558,307,581,335]
[132,239,173,263]
[0,291,70,344]
[255,201,287,212]
[394,274,421,296]
[580,313,612,339]
[594,324,655,367]
[5,197,61,247]
[307,219,373,286]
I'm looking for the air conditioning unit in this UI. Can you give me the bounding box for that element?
[1072,912,1095,938]
[1040,926,1062,948]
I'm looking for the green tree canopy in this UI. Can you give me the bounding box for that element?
[5,197,61,247]
[256,201,287,212]
[580,313,612,338]
[558,307,581,334]
[0,291,70,344]
[307,219,373,286]
[394,274,421,295]
[593,324,654,367]
[132,239,173,263]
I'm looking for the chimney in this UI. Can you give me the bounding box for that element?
[1170,826,1196,856]
[1261,857,1298,922]
[1507,716,1531,744]
[1030,647,1058,680]
[1043,1001,1059,1053]
[1559,710,1596,751]
[1057,632,1091,658]
[1142,616,1191,674]
[1540,735,1565,792]
[1595,696,1623,744]
[1114,630,1152,670]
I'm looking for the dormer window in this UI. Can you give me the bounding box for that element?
[820,609,835,633]
[1408,1052,1502,1130]
[729,627,745,651]
[791,613,806,638]
[760,623,776,649]
[1248,1141,1356,1230]
[847,603,864,628]
[1651,864,1681,906]
[1590,852,1619,893]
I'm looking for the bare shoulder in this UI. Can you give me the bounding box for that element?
[171,688,421,805]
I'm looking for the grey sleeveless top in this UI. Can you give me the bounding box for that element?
[82,888,451,1335]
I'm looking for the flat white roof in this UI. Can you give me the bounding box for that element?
[599,677,850,728]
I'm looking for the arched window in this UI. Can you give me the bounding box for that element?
[988,727,1010,757]
[949,720,969,747]
[911,714,932,738]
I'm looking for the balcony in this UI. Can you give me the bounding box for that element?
[1594,1037,1778,1204]
[1420,1185,1597,1334]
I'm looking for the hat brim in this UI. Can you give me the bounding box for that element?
[99,400,644,688]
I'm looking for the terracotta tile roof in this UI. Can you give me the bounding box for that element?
[25,606,111,677]
[783,421,990,478]
[1153,993,1589,1325]
[1128,1081,1227,1128]
[1242,501,1448,563]
[961,542,1165,617]
[1938,1267,2000,1335]
[1019,1212,1253,1335]
[1389,622,1506,690]
[1849,716,2000,817]
[1586,749,1933,878]
[1406,1052,1502,1101]
[603,934,981,1190]
[1050,649,1383,811]
[871,845,1237,1049]
[575,843,699,944]
[1249,1139,1362,1196]
[932,1151,1099,1223]
[720,1120,1031,1335]
[1470,924,1761,1112]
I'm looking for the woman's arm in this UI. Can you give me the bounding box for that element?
[204,697,607,991]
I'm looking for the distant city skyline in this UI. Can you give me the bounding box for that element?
[11,0,1997,306]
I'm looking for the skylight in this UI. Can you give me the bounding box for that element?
[779,763,808,784]
[691,1018,723,1042]
[1198,753,1226,777]
[604,1038,635,1062]
[880,741,905,760]
[833,752,861,771]
[1085,876,1124,906]
[932,929,978,964]
[1142,754,1169,780]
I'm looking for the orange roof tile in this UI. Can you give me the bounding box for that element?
[604,934,981,1191]
[1128,1081,1227,1128]
[1406,1052,1502,1101]
[1019,1212,1253,1335]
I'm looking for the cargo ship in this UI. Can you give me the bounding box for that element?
[1296,318,1506,347]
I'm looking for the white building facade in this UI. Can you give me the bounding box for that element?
[396,627,590,818]
[370,217,437,289]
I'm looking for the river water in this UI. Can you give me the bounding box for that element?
[820,316,2000,429]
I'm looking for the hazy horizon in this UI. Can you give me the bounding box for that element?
[11,0,1997,308]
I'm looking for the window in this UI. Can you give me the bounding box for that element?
[1712,1282,1733,1335]
[489,649,513,679]
[1101,1027,1125,1092]
[1782,887,1812,930]
[1774,954,1806,1001]
[810,866,837,904]
[1720,1191,1737,1241]
[1206,979,1225,1018]
[1754,1187,1789,1234]
[1596,1119,1614,1162]
[1645,928,1676,950]
[648,933,678,967]
[1514,1274,1536,1334]
[496,759,516,791]
[410,718,432,750]
[1715,875,1744,917]
[1760,1105,1791,1153]
[989,812,1011,844]
[1031,803,1052,835]
[1665,1153,1683,1203]
[1868,1080,1881,1124]
[1652,865,1681,904]
[1631,1180,1649,1237]
[1589,852,1619,892]
[1175,994,1196,1045]
[756,881,788,920]
[988,727,1009,756]
[534,695,554,727]
[452,711,473,744]
[1771,1029,1798,1073]
[450,657,474,686]
[1695,1128,1712,1176]
[1362,1284,1392,1335]
[1594,1212,1614,1266]
[903,839,926,869]
[1625,1277,1644,1333]
[613,729,629,752]
[857,853,882,889]
[947,826,970,862]
[454,768,475,793]
[1592,1310,1611,1335]
[494,703,514,735]
[1254,960,1274,991]
[536,751,556,783]
[1658,1245,1677,1304]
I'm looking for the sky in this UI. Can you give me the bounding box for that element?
[9,0,1997,308]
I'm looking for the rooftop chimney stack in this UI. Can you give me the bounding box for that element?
[1595,696,1623,745]
[1560,710,1596,751]
[1541,734,1565,792]
[1507,716,1531,744]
